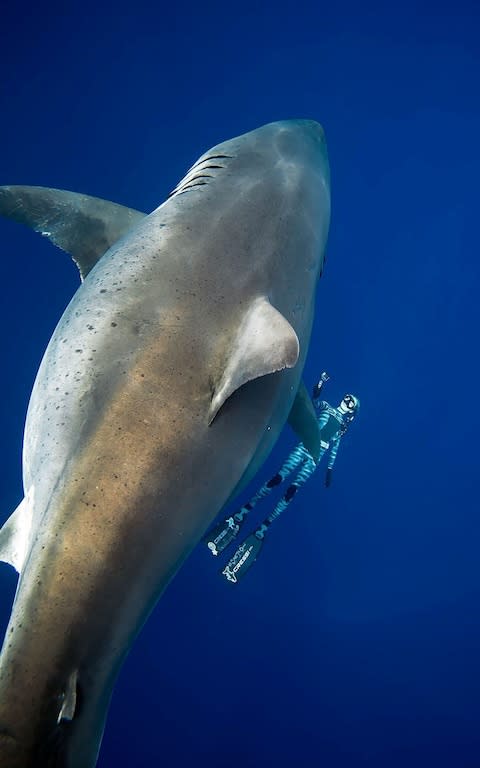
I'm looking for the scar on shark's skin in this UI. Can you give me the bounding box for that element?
[0,120,330,768]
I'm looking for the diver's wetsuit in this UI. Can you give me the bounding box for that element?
[241,399,348,527]
[207,385,359,581]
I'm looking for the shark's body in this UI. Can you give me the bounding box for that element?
[0,120,330,767]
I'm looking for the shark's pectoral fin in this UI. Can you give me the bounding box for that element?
[209,296,299,424]
[288,380,321,461]
[0,489,35,573]
[57,670,79,724]
[0,185,146,280]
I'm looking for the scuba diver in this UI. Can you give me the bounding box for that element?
[204,372,360,584]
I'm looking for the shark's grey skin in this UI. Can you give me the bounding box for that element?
[0,120,330,767]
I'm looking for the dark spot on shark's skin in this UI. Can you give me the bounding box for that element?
[111,322,117,327]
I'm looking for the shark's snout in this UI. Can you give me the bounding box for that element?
[264,118,325,145]
[258,119,329,176]
[282,118,325,138]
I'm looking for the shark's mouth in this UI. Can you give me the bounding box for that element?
[169,154,233,198]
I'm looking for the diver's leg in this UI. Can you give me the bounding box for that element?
[221,450,324,580]
[239,444,308,518]
[256,455,319,536]
[206,445,308,557]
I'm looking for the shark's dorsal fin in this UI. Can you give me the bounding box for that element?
[288,380,321,461]
[209,296,299,424]
[0,185,146,280]
[0,491,35,574]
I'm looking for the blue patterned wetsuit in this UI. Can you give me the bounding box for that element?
[241,400,348,526]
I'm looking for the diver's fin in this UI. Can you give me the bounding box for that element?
[221,532,264,583]
[0,185,146,280]
[204,512,247,556]
[0,491,35,574]
[288,380,321,461]
[209,296,299,424]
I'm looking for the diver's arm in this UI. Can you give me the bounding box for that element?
[327,435,340,469]
[325,436,341,486]
[312,372,330,402]
[316,406,330,431]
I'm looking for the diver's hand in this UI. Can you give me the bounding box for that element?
[313,372,330,400]
[325,468,333,487]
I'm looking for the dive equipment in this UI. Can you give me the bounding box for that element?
[221,530,265,584]
[204,508,248,556]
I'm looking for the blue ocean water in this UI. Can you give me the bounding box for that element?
[0,2,478,766]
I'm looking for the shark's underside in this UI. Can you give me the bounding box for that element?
[0,119,330,767]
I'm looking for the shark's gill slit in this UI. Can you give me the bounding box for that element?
[170,154,235,198]
[191,153,233,169]
[178,182,208,193]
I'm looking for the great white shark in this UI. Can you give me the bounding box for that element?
[0,119,330,767]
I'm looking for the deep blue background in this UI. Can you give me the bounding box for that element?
[1,2,479,766]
